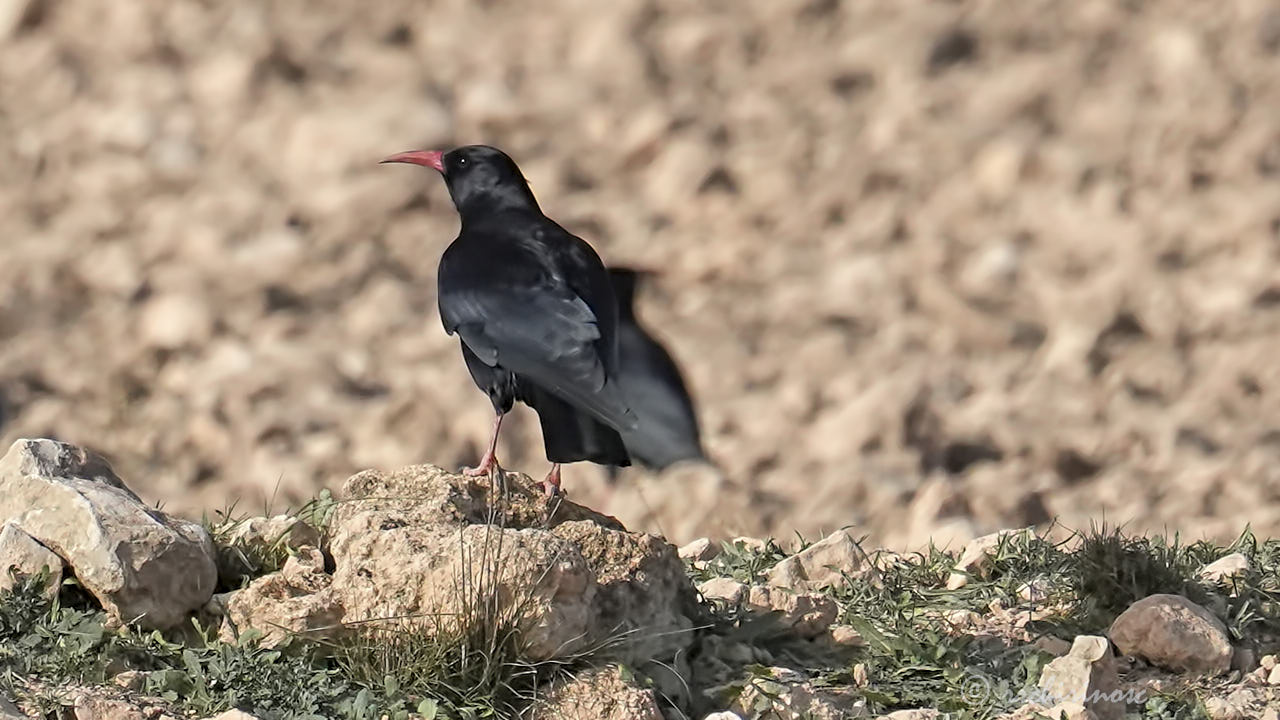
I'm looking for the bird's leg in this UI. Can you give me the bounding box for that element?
[539,463,563,498]
[463,413,504,477]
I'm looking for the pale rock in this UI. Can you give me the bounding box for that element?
[0,522,63,598]
[139,293,214,350]
[223,547,342,647]
[730,537,768,553]
[1262,654,1277,671]
[1018,577,1052,603]
[528,666,663,720]
[698,577,748,605]
[679,537,719,562]
[946,528,1033,590]
[745,584,839,638]
[733,667,867,720]
[223,515,320,554]
[879,710,941,720]
[1037,636,1122,720]
[0,440,216,628]
[203,712,264,720]
[767,528,877,591]
[702,714,744,720]
[73,697,146,720]
[1204,696,1242,720]
[1108,594,1232,675]
[947,608,982,629]
[0,696,26,720]
[112,670,144,691]
[1269,665,1280,685]
[1199,553,1249,583]
[828,624,866,647]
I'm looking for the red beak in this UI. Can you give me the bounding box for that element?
[380,150,444,172]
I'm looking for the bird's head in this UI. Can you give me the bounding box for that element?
[380,144,539,216]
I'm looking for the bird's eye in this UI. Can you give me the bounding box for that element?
[457,157,469,167]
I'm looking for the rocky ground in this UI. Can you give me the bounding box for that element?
[2,1,1280,550]
[2,439,1279,720]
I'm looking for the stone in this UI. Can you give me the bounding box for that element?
[879,710,941,720]
[0,522,63,598]
[552,520,696,663]
[733,667,866,720]
[1204,696,1243,720]
[74,697,146,720]
[767,528,877,591]
[222,515,321,554]
[1269,665,1280,685]
[679,537,719,562]
[702,714,744,720]
[0,696,27,720]
[112,670,145,691]
[1262,654,1277,671]
[528,666,663,720]
[222,547,342,647]
[0,440,217,629]
[745,584,839,638]
[327,465,693,663]
[139,293,214,350]
[829,624,866,647]
[1199,553,1249,583]
[1037,636,1123,720]
[1108,594,1232,675]
[698,577,748,605]
[946,528,1032,590]
[202,712,263,720]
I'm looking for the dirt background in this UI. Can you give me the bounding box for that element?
[2,0,1279,550]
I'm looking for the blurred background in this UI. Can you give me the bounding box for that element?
[1,0,1278,551]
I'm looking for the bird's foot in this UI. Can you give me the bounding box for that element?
[538,464,563,499]
[462,455,499,478]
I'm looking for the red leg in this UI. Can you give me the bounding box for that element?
[539,463,563,497]
[463,414,503,477]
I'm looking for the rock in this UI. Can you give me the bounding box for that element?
[1108,594,1232,675]
[73,696,146,720]
[767,528,877,591]
[326,465,693,663]
[828,624,866,647]
[1262,654,1277,671]
[223,547,342,647]
[528,666,663,720]
[139,293,214,350]
[0,440,216,629]
[744,584,839,638]
[679,537,719,562]
[1034,635,1073,657]
[702,714,744,720]
[222,515,321,554]
[1037,636,1122,720]
[1199,553,1249,583]
[730,537,768,553]
[1204,696,1244,720]
[879,710,941,720]
[0,697,27,720]
[947,609,982,629]
[0,522,63,598]
[111,670,145,691]
[552,520,696,663]
[1018,577,1052,603]
[733,667,866,720]
[202,712,263,720]
[946,528,1032,590]
[1269,665,1280,685]
[699,577,748,605]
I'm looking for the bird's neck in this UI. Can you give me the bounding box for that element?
[454,184,542,224]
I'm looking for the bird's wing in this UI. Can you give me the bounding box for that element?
[440,286,638,432]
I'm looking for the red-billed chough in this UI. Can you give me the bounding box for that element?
[380,145,636,495]
[607,267,707,473]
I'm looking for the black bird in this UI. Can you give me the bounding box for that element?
[607,268,707,473]
[381,145,636,495]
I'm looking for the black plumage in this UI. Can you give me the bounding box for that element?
[381,145,635,493]
[607,268,707,472]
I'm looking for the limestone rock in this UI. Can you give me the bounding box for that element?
[679,537,719,562]
[767,528,877,591]
[201,712,263,720]
[702,714,744,720]
[529,666,663,720]
[1037,636,1122,720]
[946,528,1032,590]
[0,440,216,628]
[73,697,146,720]
[828,624,866,647]
[223,547,342,647]
[552,520,695,663]
[223,515,321,554]
[745,585,839,637]
[1108,594,1232,675]
[879,711,941,720]
[733,667,866,720]
[0,696,27,720]
[0,522,63,598]
[699,577,748,605]
[1199,553,1249,583]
